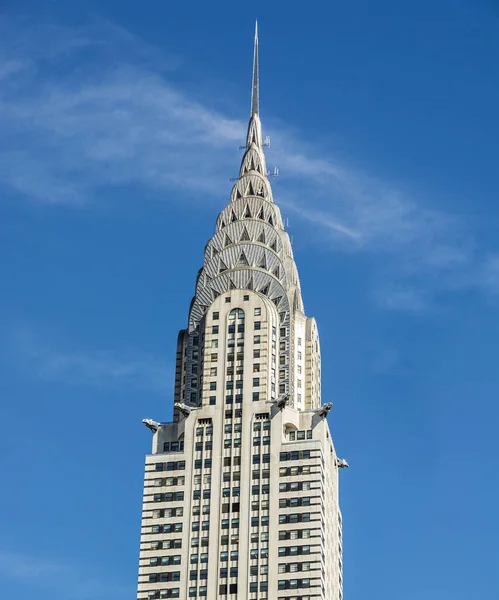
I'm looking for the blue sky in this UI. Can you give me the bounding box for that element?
[1,0,499,598]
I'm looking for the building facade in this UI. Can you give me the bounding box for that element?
[137,25,345,600]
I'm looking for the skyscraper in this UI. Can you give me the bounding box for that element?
[137,24,345,600]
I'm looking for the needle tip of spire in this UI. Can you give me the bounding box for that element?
[251,21,259,116]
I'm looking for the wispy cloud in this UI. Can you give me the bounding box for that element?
[0,549,131,600]
[0,550,68,579]
[10,325,171,392]
[0,16,496,310]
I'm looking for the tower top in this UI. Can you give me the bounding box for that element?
[251,21,259,116]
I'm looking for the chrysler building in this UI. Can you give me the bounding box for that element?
[137,24,345,600]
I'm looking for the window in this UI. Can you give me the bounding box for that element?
[211,353,218,362]
[213,312,219,320]
[254,308,261,316]
[253,363,260,372]
[210,367,217,376]
[297,365,302,374]
[298,337,302,346]
[254,335,261,344]
[253,377,260,386]
[252,392,260,401]
[298,351,302,360]
[225,297,231,303]
[209,396,216,405]
[254,321,261,330]
[244,294,249,301]
[212,325,219,334]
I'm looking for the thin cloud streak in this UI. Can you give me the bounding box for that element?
[0,17,494,309]
[0,549,132,600]
[10,326,171,392]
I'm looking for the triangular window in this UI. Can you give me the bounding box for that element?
[257,254,267,269]
[237,251,249,266]
[229,279,236,290]
[213,289,220,299]
[219,260,228,273]
[258,207,265,220]
[244,205,252,218]
[240,227,251,242]
[261,284,270,296]
[270,239,277,251]
[273,266,280,278]
[257,230,266,244]
[268,214,274,226]
[272,296,282,307]
[247,277,253,290]
[231,211,237,222]
[224,234,232,247]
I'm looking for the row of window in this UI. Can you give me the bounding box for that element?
[251,484,270,495]
[149,555,181,566]
[148,540,181,552]
[194,459,212,469]
[279,497,313,508]
[189,570,208,580]
[280,450,313,461]
[152,476,185,486]
[278,579,314,590]
[279,529,314,540]
[191,537,209,547]
[154,461,185,472]
[249,582,268,592]
[151,523,182,534]
[192,489,211,500]
[280,465,314,477]
[146,590,179,599]
[222,488,241,497]
[220,518,241,529]
[217,584,237,595]
[279,513,313,524]
[288,430,313,441]
[252,436,270,445]
[221,502,240,513]
[161,441,184,452]
[151,508,183,518]
[251,516,270,527]
[279,481,312,492]
[195,426,213,436]
[278,562,311,573]
[148,572,180,583]
[224,408,243,419]
[152,492,184,503]
[278,545,315,556]
[195,441,213,451]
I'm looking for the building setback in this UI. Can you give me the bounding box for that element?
[137,24,346,600]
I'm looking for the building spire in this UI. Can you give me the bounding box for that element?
[251,21,259,116]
